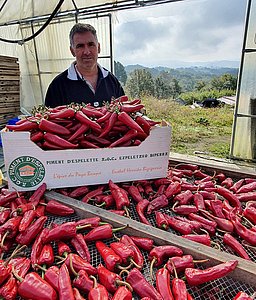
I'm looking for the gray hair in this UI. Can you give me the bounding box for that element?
[69,23,98,47]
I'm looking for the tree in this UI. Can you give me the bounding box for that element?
[169,78,182,98]
[114,61,127,85]
[125,69,154,98]
[211,73,237,91]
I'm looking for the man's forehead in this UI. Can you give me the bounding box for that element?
[73,32,97,43]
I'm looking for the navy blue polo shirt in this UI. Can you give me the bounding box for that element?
[45,63,125,108]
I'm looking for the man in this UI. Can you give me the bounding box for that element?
[45,23,125,108]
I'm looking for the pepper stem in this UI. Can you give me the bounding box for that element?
[130,258,142,269]
[112,224,128,233]
[211,241,221,251]
[69,254,78,277]
[193,259,209,264]
[150,257,157,281]
[0,231,8,248]
[115,279,133,292]
[89,275,98,288]
[11,265,23,282]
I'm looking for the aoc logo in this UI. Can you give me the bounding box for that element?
[8,156,45,188]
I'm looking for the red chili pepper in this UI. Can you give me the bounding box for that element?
[110,241,137,267]
[173,204,198,215]
[193,192,206,210]
[96,240,123,272]
[109,180,130,210]
[97,263,123,294]
[75,110,102,132]
[147,194,169,214]
[81,106,105,118]
[230,179,245,193]
[99,111,118,138]
[16,215,47,246]
[39,117,71,135]
[163,213,194,235]
[156,266,174,300]
[65,253,97,276]
[173,190,194,205]
[109,209,126,215]
[112,286,133,300]
[37,243,54,266]
[215,172,226,182]
[8,257,31,278]
[79,139,100,149]
[243,206,256,225]
[69,185,89,198]
[45,200,75,216]
[30,227,50,267]
[120,235,144,268]
[0,216,22,244]
[95,194,114,208]
[44,132,79,149]
[164,181,181,198]
[75,216,103,228]
[43,221,78,243]
[44,265,60,291]
[181,234,211,246]
[210,199,226,219]
[236,192,256,202]
[149,245,183,267]
[127,185,143,203]
[136,199,151,225]
[0,273,18,300]
[18,209,37,232]
[6,119,39,131]
[188,213,217,228]
[28,183,47,206]
[16,271,58,300]
[85,133,112,146]
[174,216,202,233]
[200,209,234,232]
[81,186,105,203]
[155,211,169,230]
[193,169,210,179]
[88,276,109,300]
[0,260,12,285]
[233,291,254,300]
[68,124,89,143]
[223,233,251,260]
[84,223,126,242]
[35,202,46,217]
[185,260,238,286]
[221,177,234,189]
[109,129,139,147]
[129,236,154,252]
[171,277,187,300]
[237,181,256,194]
[72,267,94,294]
[70,233,91,262]
[58,263,75,300]
[166,255,195,275]
[118,111,145,134]
[216,186,242,212]
[15,202,35,215]
[230,210,256,246]
[73,287,86,300]
[57,240,71,258]
[126,267,163,300]
[0,208,11,225]
[97,110,112,124]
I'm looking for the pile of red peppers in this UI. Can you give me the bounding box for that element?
[6,96,160,150]
[0,169,255,299]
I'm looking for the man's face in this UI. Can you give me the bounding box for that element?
[70,31,100,71]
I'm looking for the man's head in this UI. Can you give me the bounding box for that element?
[69,23,100,72]
[69,23,98,47]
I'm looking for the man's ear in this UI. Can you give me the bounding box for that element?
[70,46,75,57]
[98,42,101,54]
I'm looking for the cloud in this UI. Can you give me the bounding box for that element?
[113,0,247,67]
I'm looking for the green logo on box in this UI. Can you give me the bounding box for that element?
[8,156,45,188]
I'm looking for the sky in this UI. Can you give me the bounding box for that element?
[113,0,248,68]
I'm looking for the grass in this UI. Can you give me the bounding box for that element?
[142,96,234,158]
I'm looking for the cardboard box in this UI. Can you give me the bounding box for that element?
[1,123,171,191]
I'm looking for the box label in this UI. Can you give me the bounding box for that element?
[1,125,171,191]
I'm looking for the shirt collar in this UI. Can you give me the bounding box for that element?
[67,61,108,80]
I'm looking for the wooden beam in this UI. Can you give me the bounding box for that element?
[45,191,256,288]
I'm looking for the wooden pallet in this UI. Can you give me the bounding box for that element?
[0,55,20,128]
